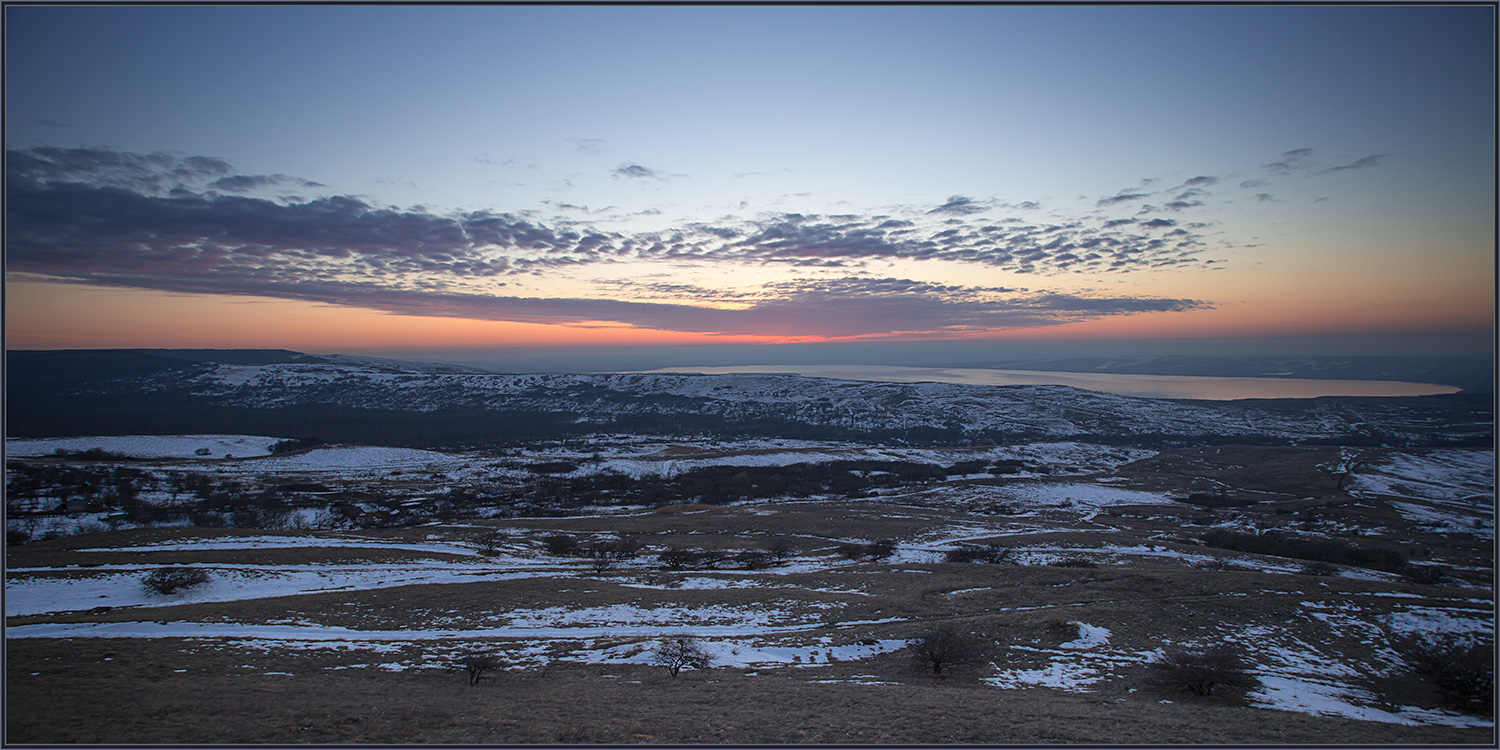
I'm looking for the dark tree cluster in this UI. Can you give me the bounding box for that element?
[1198,528,1408,573]
[268,437,323,454]
[944,542,1013,564]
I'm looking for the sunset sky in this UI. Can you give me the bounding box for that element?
[5,5,1494,370]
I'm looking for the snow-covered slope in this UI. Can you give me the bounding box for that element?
[52,356,1494,448]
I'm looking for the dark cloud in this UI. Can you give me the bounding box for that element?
[208,174,319,193]
[1239,178,1267,189]
[1255,193,1275,202]
[612,163,660,179]
[1163,200,1205,211]
[927,195,991,215]
[1263,148,1316,175]
[1318,154,1387,174]
[1096,190,1150,207]
[9,146,232,194]
[1183,176,1218,187]
[7,146,1224,339]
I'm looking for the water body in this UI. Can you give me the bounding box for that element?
[628,365,1461,401]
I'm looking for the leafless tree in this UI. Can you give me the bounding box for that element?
[761,537,794,564]
[473,529,506,556]
[909,625,984,676]
[455,651,504,686]
[653,636,713,678]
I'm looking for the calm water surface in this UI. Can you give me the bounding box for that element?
[627,365,1461,401]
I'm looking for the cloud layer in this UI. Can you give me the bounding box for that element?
[7,146,1237,338]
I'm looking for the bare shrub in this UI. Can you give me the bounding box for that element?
[657,547,724,570]
[908,625,984,676]
[140,566,211,595]
[1297,561,1341,577]
[761,537,795,563]
[735,550,772,570]
[455,651,504,686]
[586,537,641,573]
[944,542,1012,564]
[837,538,898,561]
[1049,556,1097,568]
[1402,564,1449,586]
[653,636,713,677]
[473,529,506,556]
[541,533,578,556]
[1153,642,1257,697]
[1396,636,1494,714]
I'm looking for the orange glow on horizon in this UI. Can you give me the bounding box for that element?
[6,278,1492,354]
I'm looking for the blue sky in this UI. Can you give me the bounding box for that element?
[5,4,1494,365]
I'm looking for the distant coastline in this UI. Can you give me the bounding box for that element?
[622,365,1464,401]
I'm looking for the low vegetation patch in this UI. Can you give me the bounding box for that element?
[1152,642,1258,697]
[1198,528,1408,572]
[1395,636,1495,715]
[140,566,211,595]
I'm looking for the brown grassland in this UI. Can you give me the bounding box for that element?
[5,444,1495,744]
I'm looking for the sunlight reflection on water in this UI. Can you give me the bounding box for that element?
[624,365,1461,400]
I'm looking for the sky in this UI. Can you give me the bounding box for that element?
[4,5,1495,371]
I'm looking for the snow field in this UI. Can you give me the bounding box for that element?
[1347,450,1494,506]
[6,434,281,459]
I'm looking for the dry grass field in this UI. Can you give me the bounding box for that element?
[5,443,1495,744]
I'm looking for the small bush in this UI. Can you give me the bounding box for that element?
[541,533,579,556]
[657,547,724,570]
[1403,565,1449,586]
[908,625,984,676]
[1396,636,1494,714]
[1297,561,1341,577]
[473,529,506,556]
[1153,642,1257,697]
[1049,556,1097,568]
[653,636,713,677]
[837,539,898,561]
[141,567,211,595]
[944,542,1012,564]
[836,541,867,560]
[585,537,641,573]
